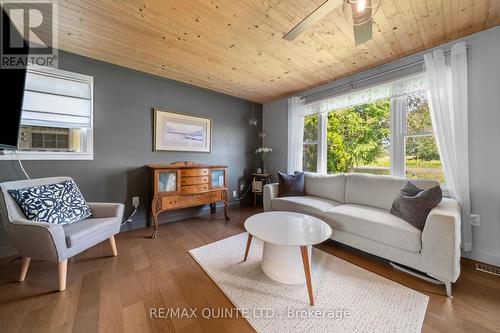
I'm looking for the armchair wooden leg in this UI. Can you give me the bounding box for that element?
[109,235,118,257]
[19,257,31,282]
[58,260,67,291]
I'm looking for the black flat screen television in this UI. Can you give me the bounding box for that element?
[0,8,29,150]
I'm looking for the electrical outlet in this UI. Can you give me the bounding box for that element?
[240,184,244,191]
[471,214,480,227]
[132,196,140,208]
[232,190,237,198]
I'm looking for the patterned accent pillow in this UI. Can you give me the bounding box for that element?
[8,180,92,225]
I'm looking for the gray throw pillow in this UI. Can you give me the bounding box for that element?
[390,182,442,231]
[277,171,305,197]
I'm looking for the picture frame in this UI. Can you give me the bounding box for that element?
[153,108,212,152]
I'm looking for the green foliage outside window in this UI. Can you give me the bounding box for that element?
[326,99,390,173]
[303,92,444,183]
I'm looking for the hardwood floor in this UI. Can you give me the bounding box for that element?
[0,207,499,333]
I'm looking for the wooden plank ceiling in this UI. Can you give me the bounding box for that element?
[57,0,500,103]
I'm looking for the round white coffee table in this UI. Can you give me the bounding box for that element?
[243,211,332,306]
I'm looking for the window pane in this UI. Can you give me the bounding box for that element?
[405,135,445,183]
[326,99,391,175]
[303,114,318,142]
[407,91,433,135]
[303,144,317,172]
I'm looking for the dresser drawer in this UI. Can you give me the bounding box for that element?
[180,168,209,177]
[180,176,209,186]
[160,191,221,210]
[161,196,181,209]
[180,184,209,194]
[183,191,221,205]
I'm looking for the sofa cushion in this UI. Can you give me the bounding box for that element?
[323,204,422,252]
[345,173,439,210]
[278,171,305,197]
[304,172,346,203]
[390,182,443,230]
[63,217,117,247]
[271,195,341,218]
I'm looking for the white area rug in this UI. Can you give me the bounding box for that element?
[189,232,428,333]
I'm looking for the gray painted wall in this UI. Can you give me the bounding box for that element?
[0,51,262,256]
[263,26,500,266]
[262,98,288,183]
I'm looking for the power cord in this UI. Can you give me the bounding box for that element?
[122,204,138,225]
[15,150,31,180]
[233,184,252,201]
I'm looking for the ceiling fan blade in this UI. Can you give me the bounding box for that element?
[353,18,373,46]
[283,0,343,41]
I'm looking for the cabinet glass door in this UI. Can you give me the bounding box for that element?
[211,170,225,188]
[158,171,177,192]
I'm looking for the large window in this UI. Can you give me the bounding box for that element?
[1,65,94,160]
[404,92,444,183]
[303,114,318,172]
[302,76,445,184]
[327,99,390,175]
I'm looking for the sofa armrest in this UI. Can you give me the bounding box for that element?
[421,198,461,283]
[263,183,278,212]
[88,202,125,219]
[8,219,67,261]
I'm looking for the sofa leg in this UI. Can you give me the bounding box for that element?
[108,235,118,257]
[58,260,68,291]
[445,281,453,298]
[19,257,31,282]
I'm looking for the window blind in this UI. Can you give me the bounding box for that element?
[21,68,93,128]
[304,73,427,115]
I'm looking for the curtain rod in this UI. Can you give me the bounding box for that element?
[302,44,469,101]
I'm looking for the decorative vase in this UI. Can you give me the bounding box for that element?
[262,160,267,174]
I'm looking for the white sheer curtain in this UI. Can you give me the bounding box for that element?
[424,42,472,252]
[287,96,305,173]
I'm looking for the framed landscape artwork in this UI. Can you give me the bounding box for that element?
[153,108,212,152]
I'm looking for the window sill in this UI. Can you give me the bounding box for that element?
[0,151,93,161]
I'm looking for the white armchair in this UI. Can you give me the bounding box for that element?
[0,177,124,291]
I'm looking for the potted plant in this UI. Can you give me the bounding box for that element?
[255,147,272,174]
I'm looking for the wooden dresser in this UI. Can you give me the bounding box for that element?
[148,161,229,238]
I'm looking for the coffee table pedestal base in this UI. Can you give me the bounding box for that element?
[261,242,312,285]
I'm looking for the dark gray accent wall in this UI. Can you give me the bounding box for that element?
[0,51,262,254]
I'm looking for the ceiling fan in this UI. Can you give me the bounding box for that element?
[283,0,381,46]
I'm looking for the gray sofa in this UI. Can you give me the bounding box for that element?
[0,177,124,291]
[264,172,461,297]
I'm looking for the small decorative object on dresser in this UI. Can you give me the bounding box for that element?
[148,161,229,238]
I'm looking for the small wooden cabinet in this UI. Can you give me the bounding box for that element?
[148,161,229,238]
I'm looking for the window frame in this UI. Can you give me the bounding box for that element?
[302,113,320,173]
[303,89,445,186]
[0,65,94,161]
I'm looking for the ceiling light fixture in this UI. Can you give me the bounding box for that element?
[248,103,258,127]
[342,0,381,27]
